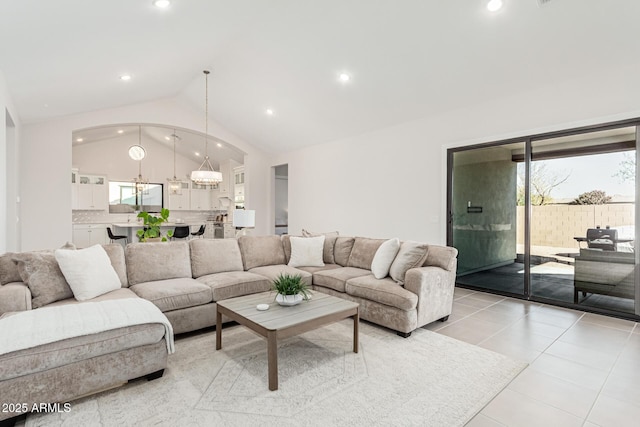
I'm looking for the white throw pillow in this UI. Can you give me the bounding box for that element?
[54,244,121,301]
[288,235,325,268]
[370,238,401,279]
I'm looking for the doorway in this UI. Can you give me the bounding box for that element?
[448,121,640,319]
[274,164,288,235]
[4,109,18,252]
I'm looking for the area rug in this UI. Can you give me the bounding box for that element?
[25,321,527,427]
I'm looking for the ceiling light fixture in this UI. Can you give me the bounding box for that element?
[117,130,124,134]
[167,131,182,195]
[76,138,83,142]
[153,0,171,9]
[487,0,503,12]
[265,108,274,116]
[217,143,222,148]
[191,70,223,186]
[338,73,351,83]
[131,126,149,195]
[120,75,132,81]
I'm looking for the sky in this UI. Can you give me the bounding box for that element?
[522,152,636,200]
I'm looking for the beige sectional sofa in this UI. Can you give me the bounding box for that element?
[0,234,457,423]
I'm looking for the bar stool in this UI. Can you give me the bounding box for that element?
[107,227,128,244]
[190,224,206,238]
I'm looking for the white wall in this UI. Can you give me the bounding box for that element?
[20,96,270,250]
[272,64,640,244]
[0,70,21,253]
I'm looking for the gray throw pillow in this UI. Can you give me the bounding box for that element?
[12,251,74,308]
[389,241,429,284]
[0,252,22,285]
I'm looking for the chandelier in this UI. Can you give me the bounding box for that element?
[191,70,223,185]
[167,131,182,195]
[131,126,149,195]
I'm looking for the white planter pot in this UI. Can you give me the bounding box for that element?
[275,293,303,306]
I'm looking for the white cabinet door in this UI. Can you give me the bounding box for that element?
[73,224,108,248]
[190,186,212,211]
[76,175,107,210]
[167,182,190,210]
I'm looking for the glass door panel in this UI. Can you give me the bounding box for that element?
[530,126,637,314]
[451,142,526,296]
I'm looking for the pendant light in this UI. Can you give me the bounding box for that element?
[132,125,149,195]
[167,130,182,195]
[191,70,223,185]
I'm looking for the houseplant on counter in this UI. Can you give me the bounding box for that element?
[136,208,173,242]
[272,273,311,306]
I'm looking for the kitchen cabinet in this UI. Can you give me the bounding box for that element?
[167,182,190,211]
[72,224,109,248]
[190,184,211,211]
[71,169,79,209]
[223,223,236,239]
[76,174,108,210]
[218,159,241,198]
[234,166,245,209]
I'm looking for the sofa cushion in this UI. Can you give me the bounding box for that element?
[0,282,32,314]
[390,241,429,284]
[46,288,140,308]
[371,238,401,279]
[197,271,271,301]
[348,237,386,270]
[334,237,355,267]
[0,323,165,381]
[102,243,128,287]
[313,267,371,293]
[248,265,312,287]
[238,236,286,270]
[55,245,122,301]
[0,252,22,285]
[288,236,325,267]
[126,241,192,286]
[12,251,74,309]
[424,245,458,272]
[190,239,244,278]
[301,230,339,264]
[345,275,418,311]
[296,264,341,274]
[129,278,212,312]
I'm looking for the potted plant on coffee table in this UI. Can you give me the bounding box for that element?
[136,208,173,242]
[272,273,311,306]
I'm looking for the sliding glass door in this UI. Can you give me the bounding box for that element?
[448,121,640,319]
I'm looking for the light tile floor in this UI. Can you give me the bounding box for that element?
[424,287,640,427]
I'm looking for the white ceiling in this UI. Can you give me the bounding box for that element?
[2,0,639,153]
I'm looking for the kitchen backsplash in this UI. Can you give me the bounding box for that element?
[72,209,228,224]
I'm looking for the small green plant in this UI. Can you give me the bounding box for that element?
[272,273,311,300]
[136,208,174,242]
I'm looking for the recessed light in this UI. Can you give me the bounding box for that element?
[217,143,223,148]
[487,0,503,12]
[76,138,83,142]
[165,136,171,141]
[153,0,171,9]
[265,109,274,116]
[117,130,124,134]
[338,73,351,83]
[195,152,200,157]
[120,75,131,81]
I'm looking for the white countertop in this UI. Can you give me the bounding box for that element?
[112,222,205,228]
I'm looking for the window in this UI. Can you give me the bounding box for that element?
[108,181,163,213]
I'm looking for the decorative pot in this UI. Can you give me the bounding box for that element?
[144,237,163,242]
[275,293,303,306]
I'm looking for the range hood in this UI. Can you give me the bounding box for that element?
[217,196,231,207]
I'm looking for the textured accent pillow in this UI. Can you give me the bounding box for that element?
[302,229,339,264]
[389,241,430,284]
[55,244,121,301]
[371,238,401,279]
[0,252,22,285]
[288,235,325,268]
[12,251,74,308]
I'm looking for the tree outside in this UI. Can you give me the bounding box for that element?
[517,161,571,206]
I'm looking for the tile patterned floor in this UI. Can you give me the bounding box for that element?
[424,288,640,427]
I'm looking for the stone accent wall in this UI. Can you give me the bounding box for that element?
[516,204,635,249]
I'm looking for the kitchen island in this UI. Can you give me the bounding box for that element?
[112,222,206,242]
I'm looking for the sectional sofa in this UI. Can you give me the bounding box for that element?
[0,234,457,422]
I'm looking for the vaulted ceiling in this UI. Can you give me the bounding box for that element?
[1,0,639,152]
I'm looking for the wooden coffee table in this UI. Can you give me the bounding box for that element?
[215,291,359,391]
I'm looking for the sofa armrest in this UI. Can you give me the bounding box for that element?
[0,282,32,316]
[404,266,455,327]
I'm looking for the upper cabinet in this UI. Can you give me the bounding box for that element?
[74,173,108,210]
[218,159,241,198]
[234,166,245,209]
[166,182,190,211]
